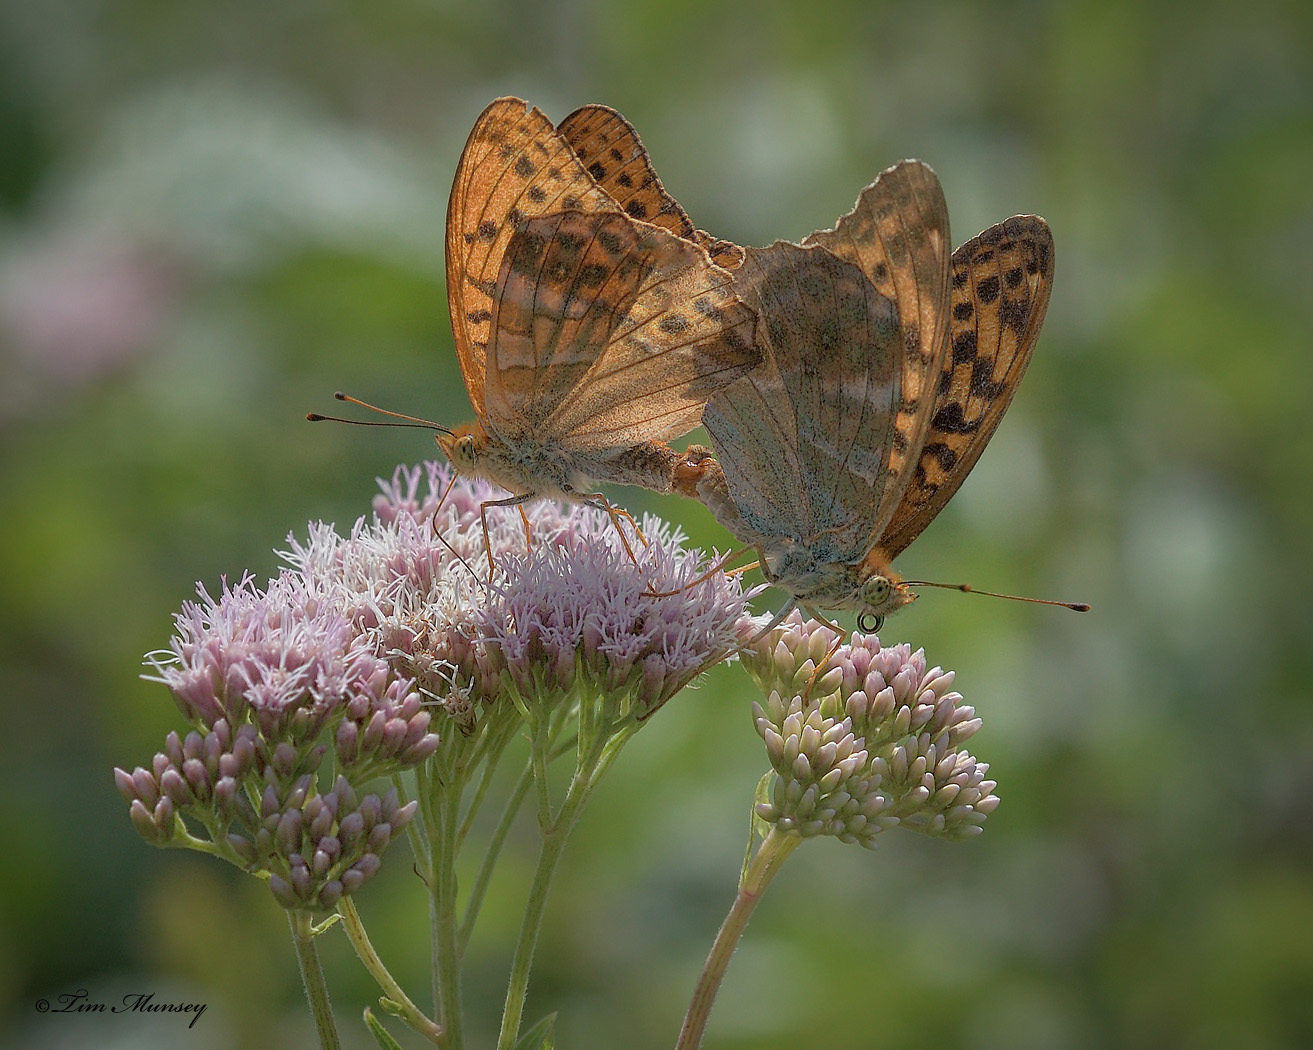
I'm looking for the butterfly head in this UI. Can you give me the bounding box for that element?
[852,566,916,634]
[434,421,485,476]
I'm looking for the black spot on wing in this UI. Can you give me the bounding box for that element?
[924,441,958,470]
[970,357,1007,399]
[596,229,626,256]
[930,402,979,434]
[999,296,1030,334]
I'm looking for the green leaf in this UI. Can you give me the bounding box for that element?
[362,1007,405,1050]
[511,1012,557,1050]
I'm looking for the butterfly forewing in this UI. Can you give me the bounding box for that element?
[556,105,696,237]
[874,215,1055,560]
[702,242,903,562]
[487,211,759,454]
[446,98,620,414]
[803,160,952,531]
[557,105,745,269]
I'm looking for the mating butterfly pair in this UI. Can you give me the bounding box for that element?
[440,96,1056,630]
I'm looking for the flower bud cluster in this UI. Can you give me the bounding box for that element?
[334,675,441,776]
[115,719,260,844]
[243,777,415,912]
[745,614,998,846]
[126,566,438,908]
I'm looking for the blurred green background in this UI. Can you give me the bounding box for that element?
[2,0,1310,1047]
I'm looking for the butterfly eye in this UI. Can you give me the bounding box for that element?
[857,612,885,634]
[863,575,892,604]
[453,435,479,469]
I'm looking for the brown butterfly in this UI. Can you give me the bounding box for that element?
[675,160,1058,631]
[439,97,759,545]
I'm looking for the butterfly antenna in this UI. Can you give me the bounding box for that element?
[306,391,454,433]
[429,523,488,597]
[902,579,1090,613]
[433,471,459,516]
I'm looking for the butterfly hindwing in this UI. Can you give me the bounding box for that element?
[702,242,903,561]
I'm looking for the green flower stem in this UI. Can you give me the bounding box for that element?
[494,765,588,1050]
[456,720,518,851]
[460,758,534,955]
[396,771,432,872]
[430,776,466,1050]
[460,730,581,953]
[289,909,342,1050]
[675,827,800,1050]
[337,898,443,1043]
[456,714,522,850]
[495,701,635,1050]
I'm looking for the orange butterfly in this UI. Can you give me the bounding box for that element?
[439,97,759,549]
[674,161,1060,631]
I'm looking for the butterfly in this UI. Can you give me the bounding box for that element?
[675,159,1056,632]
[440,96,760,550]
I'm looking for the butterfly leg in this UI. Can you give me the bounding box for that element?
[518,505,533,549]
[733,556,809,644]
[744,595,798,645]
[576,491,646,567]
[421,475,488,587]
[799,608,849,700]
[611,503,648,547]
[644,545,760,599]
[478,493,536,581]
